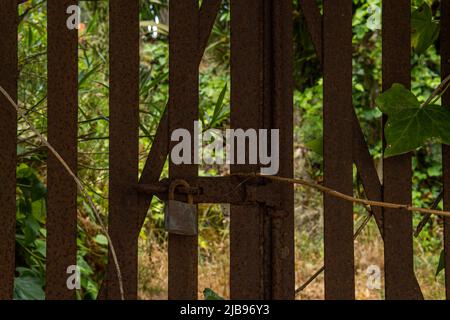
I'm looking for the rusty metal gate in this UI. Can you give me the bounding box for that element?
[0,0,450,300]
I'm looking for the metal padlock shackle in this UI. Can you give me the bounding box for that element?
[168,179,194,205]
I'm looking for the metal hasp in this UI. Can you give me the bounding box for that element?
[137,176,285,209]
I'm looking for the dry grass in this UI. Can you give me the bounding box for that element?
[138,208,446,300]
[138,234,230,300]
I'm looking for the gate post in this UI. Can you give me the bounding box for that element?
[230,0,294,299]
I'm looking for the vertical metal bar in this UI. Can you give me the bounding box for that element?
[107,0,140,299]
[441,0,450,300]
[230,0,265,300]
[46,0,78,300]
[168,0,199,300]
[323,0,355,300]
[270,0,294,300]
[0,0,17,300]
[382,0,422,300]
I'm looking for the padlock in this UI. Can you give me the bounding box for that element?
[164,180,198,236]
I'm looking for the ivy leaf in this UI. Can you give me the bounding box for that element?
[377,83,420,115]
[411,4,439,55]
[14,268,45,300]
[376,84,450,157]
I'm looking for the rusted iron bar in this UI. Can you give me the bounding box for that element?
[230,0,267,299]
[382,0,423,300]
[352,111,383,233]
[298,0,322,66]
[0,0,18,300]
[269,0,295,300]
[441,0,450,300]
[138,178,244,204]
[46,0,78,300]
[323,0,355,300]
[107,0,140,300]
[168,0,199,300]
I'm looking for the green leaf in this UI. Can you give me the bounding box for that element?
[305,135,323,157]
[203,288,224,300]
[94,234,108,246]
[436,250,445,277]
[211,83,228,125]
[23,214,40,245]
[376,83,420,115]
[14,268,45,300]
[411,4,439,55]
[376,84,450,157]
[35,239,46,258]
[16,164,47,202]
[78,63,102,89]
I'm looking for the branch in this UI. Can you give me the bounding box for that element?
[229,173,450,219]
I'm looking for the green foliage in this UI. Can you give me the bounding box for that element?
[411,3,439,55]
[14,268,45,300]
[376,84,450,157]
[15,164,46,300]
[203,288,224,300]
